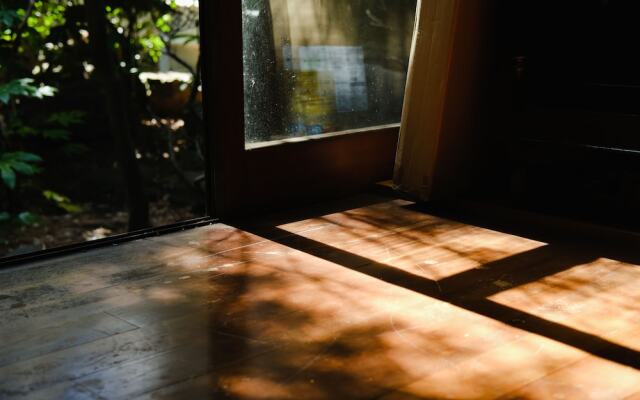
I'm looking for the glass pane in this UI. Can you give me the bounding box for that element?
[242,0,417,145]
[1,0,205,258]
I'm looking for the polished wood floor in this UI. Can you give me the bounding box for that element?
[1,194,640,399]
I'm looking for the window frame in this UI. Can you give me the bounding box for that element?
[201,0,406,217]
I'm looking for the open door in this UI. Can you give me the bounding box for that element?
[201,0,417,216]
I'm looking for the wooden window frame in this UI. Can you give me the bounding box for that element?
[200,1,402,218]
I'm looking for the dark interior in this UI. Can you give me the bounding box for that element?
[475,0,640,230]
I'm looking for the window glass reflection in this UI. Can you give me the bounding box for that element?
[242,0,417,145]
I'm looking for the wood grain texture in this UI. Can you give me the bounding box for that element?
[1,194,639,399]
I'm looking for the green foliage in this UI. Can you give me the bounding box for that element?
[17,211,38,225]
[25,1,67,38]
[1,0,200,236]
[43,189,82,213]
[0,9,19,27]
[0,210,38,226]
[101,0,179,66]
[0,80,83,143]
[2,0,181,77]
[0,151,42,189]
[0,78,57,104]
[140,35,165,63]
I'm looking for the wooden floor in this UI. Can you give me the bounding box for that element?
[1,194,640,399]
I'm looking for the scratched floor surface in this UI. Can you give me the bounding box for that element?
[1,194,640,399]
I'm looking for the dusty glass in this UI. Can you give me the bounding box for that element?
[242,0,417,146]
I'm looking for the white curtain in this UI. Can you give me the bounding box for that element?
[394,0,489,200]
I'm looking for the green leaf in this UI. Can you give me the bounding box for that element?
[59,202,82,213]
[11,152,42,163]
[0,166,16,189]
[43,190,82,214]
[0,10,19,27]
[43,189,68,203]
[17,212,38,225]
[0,79,36,103]
[0,212,10,223]
[0,78,57,103]
[0,152,43,189]
[10,161,40,175]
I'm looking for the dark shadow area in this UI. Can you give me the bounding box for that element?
[233,193,396,228]
[472,0,640,233]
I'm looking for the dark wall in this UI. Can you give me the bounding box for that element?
[472,0,640,229]
[505,0,640,112]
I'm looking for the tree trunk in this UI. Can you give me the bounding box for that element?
[85,0,150,230]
